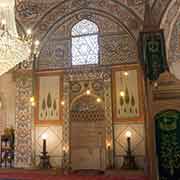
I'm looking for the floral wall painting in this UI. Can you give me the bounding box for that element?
[35,74,63,124]
[113,65,143,122]
[39,76,59,120]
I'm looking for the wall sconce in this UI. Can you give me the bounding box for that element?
[123,71,128,76]
[154,81,158,88]
[86,90,91,95]
[31,101,35,107]
[30,96,35,107]
[63,146,66,153]
[30,96,35,103]
[96,98,101,103]
[61,101,65,106]
[62,145,69,154]
[34,40,40,47]
[120,91,125,97]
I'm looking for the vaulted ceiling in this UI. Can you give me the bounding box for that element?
[15,0,172,42]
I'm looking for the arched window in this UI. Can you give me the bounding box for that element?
[71,19,99,65]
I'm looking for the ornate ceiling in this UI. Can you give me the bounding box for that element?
[15,0,172,41]
[16,0,176,54]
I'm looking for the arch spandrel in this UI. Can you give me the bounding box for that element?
[28,0,143,42]
[15,0,144,34]
[152,0,172,26]
[37,12,138,70]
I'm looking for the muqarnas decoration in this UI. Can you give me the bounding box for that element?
[39,76,60,121]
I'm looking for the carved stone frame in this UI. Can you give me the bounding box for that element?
[62,67,113,169]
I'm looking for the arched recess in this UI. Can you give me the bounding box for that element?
[35,9,139,70]
[31,0,143,43]
[70,94,106,170]
[37,9,138,50]
[155,109,180,179]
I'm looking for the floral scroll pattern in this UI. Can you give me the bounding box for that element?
[15,75,33,167]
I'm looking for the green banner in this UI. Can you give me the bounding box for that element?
[140,30,168,81]
[155,110,180,180]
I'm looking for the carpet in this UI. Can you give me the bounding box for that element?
[73,169,104,176]
[0,170,148,180]
[0,179,21,180]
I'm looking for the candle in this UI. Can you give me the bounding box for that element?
[107,143,111,168]
[127,137,131,155]
[125,131,132,156]
[62,146,65,161]
[43,139,46,154]
[41,133,48,154]
[107,143,111,151]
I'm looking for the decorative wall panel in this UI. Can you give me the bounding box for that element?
[38,39,70,70]
[114,123,145,169]
[35,73,63,125]
[16,0,62,28]
[16,0,145,33]
[112,65,144,122]
[31,0,142,41]
[15,74,33,168]
[126,0,145,20]
[104,76,113,166]
[39,76,60,120]
[100,34,137,65]
[34,125,63,167]
[62,80,70,169]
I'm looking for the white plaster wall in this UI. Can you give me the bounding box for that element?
[114,123,145,169]
[34,125,63,168]
[0,72,16,130]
